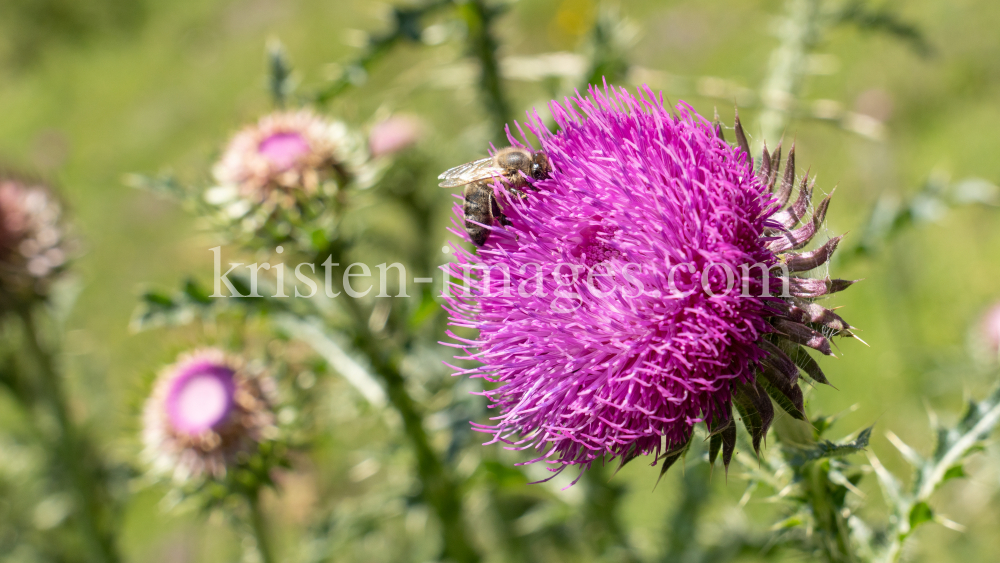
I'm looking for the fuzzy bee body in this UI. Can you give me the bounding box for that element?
[439,147,551,245]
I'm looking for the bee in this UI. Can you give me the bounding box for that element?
[438,147,551,246]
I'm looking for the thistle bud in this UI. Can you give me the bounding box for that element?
[0,176,67,308]
[368,115,424,158]
[206,110,369,245]
[142,349,276,481]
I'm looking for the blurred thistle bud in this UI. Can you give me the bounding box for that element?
[972,302,1000,364]
[205,110,370,246]
[368,114,424,158]
[142,348,277,482]
[0,175,68,309]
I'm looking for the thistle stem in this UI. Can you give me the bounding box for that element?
[757,0,823,150]
[18,306,120,563]
[807,461,855,563]
[460,0,513,142]
[310,244,481,563]
[246,487,276,563]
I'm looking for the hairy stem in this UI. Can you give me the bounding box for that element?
[757,0,823,149]
[808,461,855,563]
[314,1,451,105]
[460,0,513,142]
[19,306,120,563]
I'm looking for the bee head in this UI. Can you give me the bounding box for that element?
[530,151,551,180]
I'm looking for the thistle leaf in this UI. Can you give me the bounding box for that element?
[788,426,872,467]
[908,501,934,529]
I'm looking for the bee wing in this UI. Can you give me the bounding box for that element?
[438,157,504,188]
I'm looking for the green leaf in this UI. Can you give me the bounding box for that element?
[788,426,873,467]
[267,39,293,108]
[909,501,934,529]
[941,464,966,483]
[183,279,213,304]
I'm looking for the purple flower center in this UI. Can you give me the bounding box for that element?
[258,132,310,170]
[165,361,236,434]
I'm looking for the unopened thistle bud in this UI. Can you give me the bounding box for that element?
[973,302,1000,364]
[142,349,276,481]
[207,110,369,243]
[0,176,67,309]
[368,114,424,158]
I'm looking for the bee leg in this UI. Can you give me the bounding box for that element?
[491,194,512,226]
[463,183,492,246]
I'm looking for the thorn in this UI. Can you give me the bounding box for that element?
[850,333,871,347]
[937,516,967,533]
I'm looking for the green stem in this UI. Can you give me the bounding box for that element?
[807,461,854,563]
[18,306,120,563]
[582,465,637,561]
[247,487,277,563]
[314,1,452,105]
[757,0,823,150]
[312,244,480,563]
[460,0,512,142]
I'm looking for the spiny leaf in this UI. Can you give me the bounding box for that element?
[788,426,872,467]
[267,39,293,108]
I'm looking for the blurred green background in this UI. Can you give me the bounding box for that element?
[2,0,1000,561]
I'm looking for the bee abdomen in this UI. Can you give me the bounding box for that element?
[464,183,493,246]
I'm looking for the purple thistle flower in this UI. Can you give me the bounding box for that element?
[442,84,858,480]
[142,349,276,481]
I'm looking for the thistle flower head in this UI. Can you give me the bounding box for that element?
[0,176,67,308]
[207,109,369,243]
[142,349,276,481]
[444,84,857,480]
